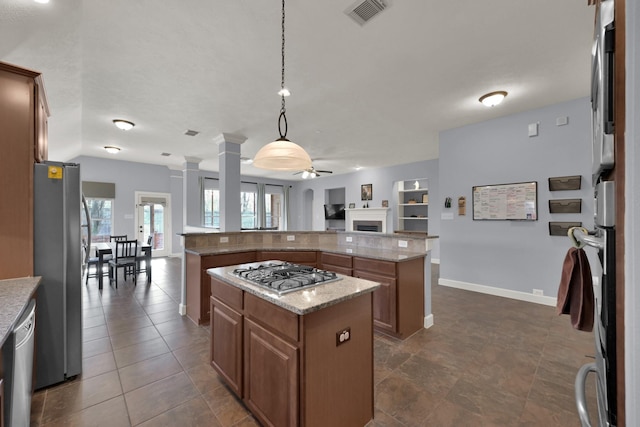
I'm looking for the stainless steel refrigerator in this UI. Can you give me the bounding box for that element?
[573,1,617,426]
[33,161,83,389]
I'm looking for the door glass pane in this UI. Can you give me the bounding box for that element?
[142,203,165,250]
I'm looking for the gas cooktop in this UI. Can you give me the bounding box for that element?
[230,262,341,295]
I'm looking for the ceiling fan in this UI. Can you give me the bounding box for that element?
[293,166,333,179]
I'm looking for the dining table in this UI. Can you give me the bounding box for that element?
[93,241,152,289]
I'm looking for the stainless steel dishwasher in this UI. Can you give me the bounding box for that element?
[10,299,36,427]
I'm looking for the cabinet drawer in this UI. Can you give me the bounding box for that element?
[353,257,396,277]
[203,251,257,269]
[323,265,352,276]
[245,293,299,342]
[258,251,317,265]
[320,252,352,268]
[211,278,243,311]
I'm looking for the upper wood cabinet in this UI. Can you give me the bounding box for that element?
[0,61,49,280]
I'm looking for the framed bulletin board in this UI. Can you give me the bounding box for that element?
[472,181,538,220]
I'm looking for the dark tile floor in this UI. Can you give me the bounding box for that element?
[30,258,598,426]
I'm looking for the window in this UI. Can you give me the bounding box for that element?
[241,191,257,229]
[265,190,282,230]
[203,188,220,228]
[86,198,113,242]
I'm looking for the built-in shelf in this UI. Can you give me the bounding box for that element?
[396,179,428,234]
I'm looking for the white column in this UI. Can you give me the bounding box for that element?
[182,157,202,227]
[215,133,247,232]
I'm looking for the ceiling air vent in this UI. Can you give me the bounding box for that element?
[346,0,386,26]
[184,129,200,137]
[161,152,171,157]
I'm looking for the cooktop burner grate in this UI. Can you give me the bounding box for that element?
[230,262,341,295]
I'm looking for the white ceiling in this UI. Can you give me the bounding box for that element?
[1,0,595,180]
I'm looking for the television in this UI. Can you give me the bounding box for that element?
[324,204,345,220]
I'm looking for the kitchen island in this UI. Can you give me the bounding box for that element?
[207,262,379,427]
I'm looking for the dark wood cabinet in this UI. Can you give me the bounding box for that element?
[244,318,298,427]
[186,251,256,324]
[319,252,353,276]
[210,298,243,396]
[0,61,49,279]
[353,256,424,339]
[209,275,374,426]
[355,269,397,333]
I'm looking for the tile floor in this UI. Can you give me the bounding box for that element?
[30,258,598,426]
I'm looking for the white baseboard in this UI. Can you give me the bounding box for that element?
[424,314,434,329]
[438,278,557,306]
[178,304,187,316]
[431,258,440,264]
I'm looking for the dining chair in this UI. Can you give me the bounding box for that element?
[136,235,153,283]
[110,235,128,242]
[108,239,138,287]
[82,239,104,284]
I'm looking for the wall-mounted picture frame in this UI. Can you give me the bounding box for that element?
[382,200,388,207]
[348,203,355,209]
[361,184,372,201]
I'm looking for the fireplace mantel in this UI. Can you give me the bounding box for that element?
[345,208,390,233]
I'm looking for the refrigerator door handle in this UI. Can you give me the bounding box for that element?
[569,227,604,250]
[575,362,597,427]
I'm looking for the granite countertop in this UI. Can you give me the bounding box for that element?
[0,276,41,348]
[207,263,380,315]
[188,243,426,262]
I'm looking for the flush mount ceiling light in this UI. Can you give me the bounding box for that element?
[253,0,312,171]
[112,119,135,131]
[479,91,508,107]
[104,146,121,154]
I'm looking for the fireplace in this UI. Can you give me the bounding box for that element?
[345,208,389,233]
[354,221,382,232]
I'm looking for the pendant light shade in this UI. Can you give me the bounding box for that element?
[253,137,312,170]
[253,0,312,171]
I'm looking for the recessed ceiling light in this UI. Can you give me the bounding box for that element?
[104,146,121,154]
[241,157,254,164]
[34,0,50,3]
[277,88,290,97]
[479,91,508,107]
[112,119,135,130]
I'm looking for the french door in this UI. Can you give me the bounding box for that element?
[135,192,171,257]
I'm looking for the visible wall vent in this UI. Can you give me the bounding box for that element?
[345,0,386,26]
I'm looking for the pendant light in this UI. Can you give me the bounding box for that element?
[253,0,312,171]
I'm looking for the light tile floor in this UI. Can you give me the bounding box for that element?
[30,258,598,426]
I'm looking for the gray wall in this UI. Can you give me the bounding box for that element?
[438,97,594,298]
[290,159,440,260]
[74,156,184,254]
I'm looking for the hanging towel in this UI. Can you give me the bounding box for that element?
[556,247,594,332]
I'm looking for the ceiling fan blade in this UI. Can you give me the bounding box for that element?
[315,170,333,174]
[292,171,303,175]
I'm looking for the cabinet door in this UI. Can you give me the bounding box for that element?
[210,297,243,397]
[244,318,298,427]
[354,270,397,333]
